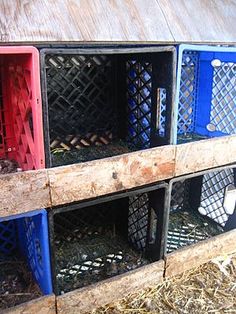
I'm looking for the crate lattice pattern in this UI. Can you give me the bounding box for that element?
[128,193,150,251]
[0,64,37,170]
[45,54,116,151]
[0,221,16,257]
[126,60,152,148]
[158,88,167,137]
[167,170,234,253]
[200,169,235,226]
[54,193,151,293]
[177,51,199,135]
[22,217,43,282]
[210,62,236,135]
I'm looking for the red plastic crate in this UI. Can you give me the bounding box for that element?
[0,46,44,170]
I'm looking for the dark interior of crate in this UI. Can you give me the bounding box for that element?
[43,51,173,167]
[0,54,36,170]
[0,219,42,310]
[177,50,236,144]
[167,169,236,253]
[52,187,165,294]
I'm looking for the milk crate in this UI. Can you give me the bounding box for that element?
[0,209,52,310]
[173,44,236,144]
[40,46,176,167]
[0,46,44,170]
[48,182,167,295]
[165,165,236,253]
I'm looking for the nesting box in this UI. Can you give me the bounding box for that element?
[40,46,176,167]
[174,44,236,144]
[0,210,52,310]
[48,182,167,295]
[0,46,44,170]
[166,165,236,253]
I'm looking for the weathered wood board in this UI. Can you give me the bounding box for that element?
[175,135,236,177]
[0,0,173,43]
[165,229,236,278]
[0,135,236,216]
[48,146,175,206]
[56,260,164,314]
[0,0,235,43]
[159,0,236,43]
[3,295,56,314]
[0,169,50,218]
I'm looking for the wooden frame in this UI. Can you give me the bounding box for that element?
[1,135,236,217]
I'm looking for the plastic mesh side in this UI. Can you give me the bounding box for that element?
[45,54,117,151]
[177,51,199,135]
[199,168,235,226]
[126,60,152,148]
[210,61,236,135]
[128,193,150,251]
[17,211,52,295]
[0,221,17,257]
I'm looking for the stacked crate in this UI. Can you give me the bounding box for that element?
[0,47,52,311]
[1,43,236,311]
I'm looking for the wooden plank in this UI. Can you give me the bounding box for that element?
[4,295,56,314]
[175,135,236,177]
[165,229,236,278]
[0,0,173,43]
[57,260,164,314]
[48,146,175,207]
[0,169,50,218]
[158,0,236,43]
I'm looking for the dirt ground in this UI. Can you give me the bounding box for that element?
[92,253,236,314]
[0,258,42,310]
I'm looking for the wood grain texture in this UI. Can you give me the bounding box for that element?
[4,295,56,314]
[175,135,236,177]
[0,169,50,218]
[57,260,164,314]
[0,0,235,43]
[0,0,173,43]
[48,146,175,206]
[165,229,236,278]
[158,0,236,43]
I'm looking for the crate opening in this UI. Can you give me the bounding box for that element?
[42,50,174,167]
[0,213,48,310]
[167,168,236,253]
[51,185,166,294]
[0,52,43,171]
[177,48,236,144]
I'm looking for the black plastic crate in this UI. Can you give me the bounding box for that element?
[48,182,167,295]
[40,47,176,167]
[0,210,52,310]
[165,165,236,254]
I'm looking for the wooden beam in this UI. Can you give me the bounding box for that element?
[4,295,56,314]
[175,135,236,177]
[48,146,175,206]
[165,229,236,278]
[0,169,50,218]
[56,260,164,314]
[0,135,236,216]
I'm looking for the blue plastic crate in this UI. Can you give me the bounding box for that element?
[0,209,52,295]
[173,44,236,144]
